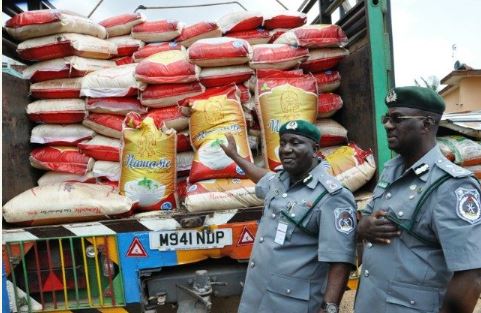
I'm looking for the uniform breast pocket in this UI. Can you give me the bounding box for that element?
[258,273,310,313]
[386,280,440,313]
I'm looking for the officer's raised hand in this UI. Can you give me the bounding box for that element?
[220,133,239,159]
[358,210,401,244]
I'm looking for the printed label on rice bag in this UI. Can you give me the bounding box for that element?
[120,116,177,211]
[258,83,317,170]
[189,88,252,183]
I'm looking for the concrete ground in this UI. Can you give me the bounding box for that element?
[158,292,481,313]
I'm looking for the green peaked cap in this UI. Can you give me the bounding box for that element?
[279,120,321,143]
[385,86,445,114]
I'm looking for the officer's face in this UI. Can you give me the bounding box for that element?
[279,133,317,176]
[383,107,428,154]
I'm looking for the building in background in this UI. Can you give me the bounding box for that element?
[439,67,481,113]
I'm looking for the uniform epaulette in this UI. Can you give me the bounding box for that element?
[319,174,343,194]
[435,158,472,178]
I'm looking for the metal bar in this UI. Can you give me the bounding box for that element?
[113,236,126,305]
[58,239,69,309]
[69,238,80,307]
[273,0,288,10]
[80,238,93,306]
[5,243,20,311]
[45,240,58,309]
[19,242,32,313]
[2,2,24,16]
[134,1,248,12]
[27,0,42,11]
[33,242,45,309]
[92,237,104,306]
[103,236,115,306]
[325,0,346,15]
[298,0,318,14]
[40,0,56,9]
[87,0,103,18]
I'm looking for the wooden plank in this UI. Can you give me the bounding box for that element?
[2,73,41,204]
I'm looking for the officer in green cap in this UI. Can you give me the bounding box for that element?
[355,86,481,313]
[221,119,357,313]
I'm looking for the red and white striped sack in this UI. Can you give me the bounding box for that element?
[249,43,309,70]
[300,48,349,72]
[113,56,134,65]
[188,37,252,67]
[30,146,94,175]
[177,131,192,152]
[22,56,116,83]
[78,135,120,161]
[5,9,106,41]
[99,13,146,37]
[30,124,95,145]
[144,106,190,131]
[199,65,253,88]
[80,64,146,98]
[312,71,341,93]
[82,113,124,139]
[175,22,222,47]
[27,99,86,124]
[30,77,83,99]
[217,11,263,33]
[17,33,117,61]
[107,36,145,57]
[274,24,348,48]
[315,119,348,147]
[37,171,96,186]
[131,20,183,43]
[268,29,288,43]
[86,97,148,115]
[92,160,121,182]
[132,42,184,62]
[225,29,271,45]
[317,93,343,118]
[135,50,200,84]
[140,82,204,107]
[263,11,307,29]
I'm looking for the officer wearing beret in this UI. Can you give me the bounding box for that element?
[354,86,481,313]
[221,120,357,313]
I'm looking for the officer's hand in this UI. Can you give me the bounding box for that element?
[358,210,401,244]
[220,134,239,160]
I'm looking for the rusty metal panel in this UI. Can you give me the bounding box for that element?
[2,72,41,205]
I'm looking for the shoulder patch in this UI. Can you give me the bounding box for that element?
[455,187,481,224]
[435,159,472,178]
[334,207,355,234]
[319,175,342,194]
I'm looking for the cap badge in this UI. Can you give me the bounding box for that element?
[386,89,397,103]
[286,121,298,130]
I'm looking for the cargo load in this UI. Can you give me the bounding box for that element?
[140,82,205,107]
[17,33,117,61]
[5,9,107,40]
[317,93,343,118]
[131,20,183,43]
[188,85,252,183]
[199,66,253,88]
[300,48,350,72]
[27,98,86,124]
[86,97,148,115]
[315,119,348,147]
[144,106,190,131]
[312,71,341,93]
[80,63,146,97]
[30,146,94,175]
[263,11,307,29]
[22,56,116,82]
[225,29,271,45]
[217,11,263,33]
[438,136,481,166]
[175,22,222,47]
[274,24,348,48]
[78,135,121,161]
[107,35,145,57]
[184,178,262,212]
[30,124,95,145]
[132,42,184,62]
[249,44,309,70]
[256,70,318,170]
[99,13,146,37]
[188,37,252,67]
[120,113,177,211]
[2,183,133,225]
[30,77,83,99]
[92,160,121,182]
[82,113,124,138]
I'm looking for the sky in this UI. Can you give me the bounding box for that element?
[5,0,481,88]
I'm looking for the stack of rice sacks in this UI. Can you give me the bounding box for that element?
[437,135,481,182]
[3,10,134,225]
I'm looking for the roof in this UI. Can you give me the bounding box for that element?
[440,69,481,85]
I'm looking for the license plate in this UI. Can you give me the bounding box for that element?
[149,228,233,251]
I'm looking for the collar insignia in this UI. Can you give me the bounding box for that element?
[303,174,313,184]
[286,121,298,130]
[414,163,429,176]
[386,89,397,103]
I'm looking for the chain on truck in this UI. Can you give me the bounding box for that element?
[2,0,394,312]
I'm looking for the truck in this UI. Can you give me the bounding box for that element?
[2,0,394,312]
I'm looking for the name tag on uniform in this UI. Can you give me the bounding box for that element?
[274,221,288,245]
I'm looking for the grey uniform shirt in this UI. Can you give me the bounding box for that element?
[238,162,357,313]
[355,146,481,313]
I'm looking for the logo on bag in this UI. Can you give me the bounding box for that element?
[455,187,481,224]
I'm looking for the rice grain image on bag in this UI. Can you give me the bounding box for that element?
[119,112,177,211]
[256,70,318,170]
[188,85,253,183]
